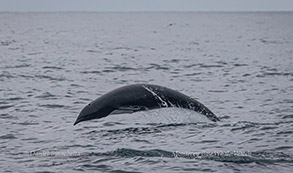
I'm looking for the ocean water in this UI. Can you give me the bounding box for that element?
[0,12,292,172]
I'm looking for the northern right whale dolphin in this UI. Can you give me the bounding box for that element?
[74,84,219,125]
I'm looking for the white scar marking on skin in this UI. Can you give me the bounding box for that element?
[142,85,168,107]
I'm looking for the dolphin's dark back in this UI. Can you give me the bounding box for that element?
[74,84,219,125]
[139,84,218,121]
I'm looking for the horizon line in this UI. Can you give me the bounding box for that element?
[0,10,293,13]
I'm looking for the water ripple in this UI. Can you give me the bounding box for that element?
[0,134,17,140]
[80,148,293,164]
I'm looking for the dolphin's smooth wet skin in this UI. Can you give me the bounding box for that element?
[74,84,219,125]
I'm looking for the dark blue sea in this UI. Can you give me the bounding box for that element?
[0,12,292,172]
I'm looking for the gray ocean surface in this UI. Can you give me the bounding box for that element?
[0,12,292,172]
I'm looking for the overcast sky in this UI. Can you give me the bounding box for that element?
[0,0,293,12]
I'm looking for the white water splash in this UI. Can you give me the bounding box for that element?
[110,107,211,125]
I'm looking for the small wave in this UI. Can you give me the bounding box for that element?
[80,70,101,74]
[42,66,64,70]
[259,38,287,45]
[110,66,136,72]
[108,46,131,51]
[0,113,18,120]
[0,105,14,110]
[277,130,293,135]
[282,115,293,119]
[17,121,39,126]
[183,72,201,77]
[27,52,42,55]
[91,148,174,158]
[163,59,187,63]
[148,63,170,70]
[35,92,57,99]
[101,69,115,73]
[0,71,15,79]
[0,40,16,46]
[233,120,293,126]
[230,120,293,131]
[83,148,293,164]
[183,64,200,68]
[234,63,248,67]
[199,64,224,68]
[34,75,66,81]
[0,134,17,140]
[86,50,101,53]
[5,64,31,69]
[7,97,23,101]
[38,104,65,108]
[102,122,125,127]
[256,72,293,78]
[208,90,227,93]
[262,72,293,76]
